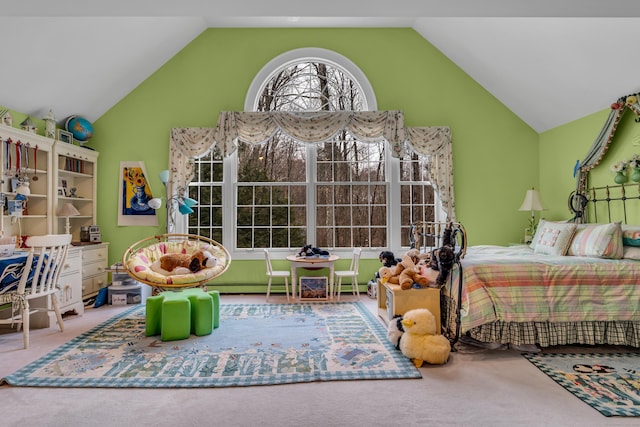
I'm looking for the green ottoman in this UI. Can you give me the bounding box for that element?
[184,288,220,336]
[145,289,220,341]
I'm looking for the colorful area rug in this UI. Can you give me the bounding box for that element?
[2,302,420,388]
[524,352,640,417]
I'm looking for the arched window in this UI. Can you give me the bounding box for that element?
[187,49,441,258]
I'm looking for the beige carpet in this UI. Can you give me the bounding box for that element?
[0,294,636,427]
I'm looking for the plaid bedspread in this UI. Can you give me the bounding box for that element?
[452,246,640,332]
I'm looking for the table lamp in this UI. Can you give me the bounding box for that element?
[518,188,545,244]
[57,203,80,235]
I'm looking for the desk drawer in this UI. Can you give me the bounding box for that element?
[83,261,106,278]
[83,246,108,263]
[61,252,82,275]
[82,274,107,295]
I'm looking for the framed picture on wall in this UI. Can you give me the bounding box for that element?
[299,276,328,301]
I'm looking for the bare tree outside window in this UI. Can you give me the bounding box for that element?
[189,51,436,253]
[236,60,386,249]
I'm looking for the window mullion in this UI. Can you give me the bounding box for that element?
[388,155,402,253]
[225,151,237,251]
[307,142,317,244]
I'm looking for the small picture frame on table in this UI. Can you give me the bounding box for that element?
[57,129,73,144]
[57,187,66,196]
[299,276,328,301]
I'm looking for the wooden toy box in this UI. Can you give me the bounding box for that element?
[377,281,441,333]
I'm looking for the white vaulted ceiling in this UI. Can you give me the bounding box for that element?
[3,1,640,132]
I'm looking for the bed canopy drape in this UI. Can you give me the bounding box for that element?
[168,110,455,219]
[572,94,640,222]
[575,95,640,192]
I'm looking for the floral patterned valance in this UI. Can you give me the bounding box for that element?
[169,110,455,219]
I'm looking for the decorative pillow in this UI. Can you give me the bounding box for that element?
[621,225,640,247]
[528,219,549,250]
[623,245,640,261]
[533,221,577,256]
[567,222,623,259]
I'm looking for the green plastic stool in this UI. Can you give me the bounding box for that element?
[145,289,220,341]
[184,288,220,335]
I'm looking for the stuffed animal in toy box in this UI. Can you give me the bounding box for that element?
[378,249,438,290]
[378,265,402,286]
[420,223,458,288]
[379,250,401,268]
[398,255,432,290]
[150,250,218,276]
[399,308,451,367]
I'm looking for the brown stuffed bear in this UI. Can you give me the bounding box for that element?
[157,250,217,275]
[399,254,433,290]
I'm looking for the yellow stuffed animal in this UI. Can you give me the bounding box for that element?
[400,308,451,367]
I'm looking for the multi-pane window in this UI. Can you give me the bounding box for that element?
[187,146,224,242]
[188,50,437,255]
[399,148,436,247]
[235,133,307,249]
[316,136,387,248]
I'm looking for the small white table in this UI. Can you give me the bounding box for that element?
[286,254,339,299]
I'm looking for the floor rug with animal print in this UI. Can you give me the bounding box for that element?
[524,352,640,417]
[2,302,421,388]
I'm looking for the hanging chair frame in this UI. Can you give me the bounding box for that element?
[122,234,231,288]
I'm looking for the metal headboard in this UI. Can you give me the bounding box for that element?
[408,221,467,347]
[569,182,640,224]
[408,221,467,259]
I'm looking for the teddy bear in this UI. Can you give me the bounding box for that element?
[150,250,218,276]
[398,253,433,290]
[425,222,457,288]
[399,308,451,367]
[378,265,401,285]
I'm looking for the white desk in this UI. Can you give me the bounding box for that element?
[286,254,339,299]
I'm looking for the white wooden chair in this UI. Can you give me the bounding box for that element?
[334,248,362,300]
[264,249,290,301]
[0,234,71,349]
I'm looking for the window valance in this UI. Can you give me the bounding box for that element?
[168,110,456,219]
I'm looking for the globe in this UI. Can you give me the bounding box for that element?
[65,116,94,142]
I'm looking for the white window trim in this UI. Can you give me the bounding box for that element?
[185,48,441,260]
[244,47,377,112]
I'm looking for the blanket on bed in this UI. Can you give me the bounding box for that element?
[452,246,640,332]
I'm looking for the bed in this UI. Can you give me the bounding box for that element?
[412,186,640,349]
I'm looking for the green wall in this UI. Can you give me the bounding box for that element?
[540,107,640,222]
[8,28,543,291]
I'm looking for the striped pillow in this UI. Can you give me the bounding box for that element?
[622,225,640,247]
[567,222,623,259]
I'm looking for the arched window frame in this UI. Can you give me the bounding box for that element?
[174,49,453,260]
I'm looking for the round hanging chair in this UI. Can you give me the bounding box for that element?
[122,234,231,289]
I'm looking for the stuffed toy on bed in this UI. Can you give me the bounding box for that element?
[150,250,218,276]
